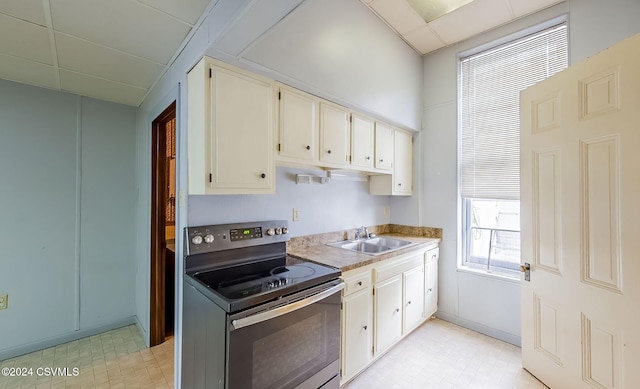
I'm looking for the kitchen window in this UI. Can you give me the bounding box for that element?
[459,20,568,277]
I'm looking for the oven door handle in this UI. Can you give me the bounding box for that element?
[231,282,344,331]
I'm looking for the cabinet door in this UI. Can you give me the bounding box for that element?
[374,275,402,355]
[350,114,374,169]
[210,65,274,192]
[342,288,372,381]
[374,122,394,171]
[277,86,318,162]
[393,130,412,195]
[424,249,439,318]
[319,102,350,167]
[403,265,424,333]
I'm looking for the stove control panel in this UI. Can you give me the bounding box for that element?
[185,220,289,255]
[230,227,262,241]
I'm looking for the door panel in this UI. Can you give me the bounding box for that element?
[521,34,640,388]
[579,136,621,292]
[532,148,562,275]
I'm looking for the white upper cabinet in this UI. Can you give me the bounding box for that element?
[370,128,413,195]
[393,129,413,195]
[188,57,275,194]
[374,121,394,171]
[276,84,319,163]
[350,113,375,169]
[319,101,350,168]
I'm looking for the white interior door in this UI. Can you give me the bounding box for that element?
[520,34,640,388]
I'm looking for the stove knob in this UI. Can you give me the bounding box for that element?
[204,234,215,244]
[281,227,288,235]
[191,235,203,245]
[266,228,275,236]
[275,227,282,235]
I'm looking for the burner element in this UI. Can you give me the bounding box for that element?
[270,264,316,279]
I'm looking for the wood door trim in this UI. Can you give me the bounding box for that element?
[150,101,176,347]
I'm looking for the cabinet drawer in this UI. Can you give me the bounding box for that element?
[425,247,439,264]
[343,272,371,295]
[374,254,423,283]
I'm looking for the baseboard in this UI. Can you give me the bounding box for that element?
[134,316,150,347]
[436,311,521,347]
[0,316,137,361]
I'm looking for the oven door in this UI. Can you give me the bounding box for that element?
[227,281,344,389]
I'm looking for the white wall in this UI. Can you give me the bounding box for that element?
[231,0,423,131]
[189,167,390,236]
[418,0,640,345]
[0,80,137,359]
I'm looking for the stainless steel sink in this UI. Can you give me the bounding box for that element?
[326,237,416,255]
[366,237,415,248]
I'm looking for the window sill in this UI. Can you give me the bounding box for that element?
[457,266,521,284]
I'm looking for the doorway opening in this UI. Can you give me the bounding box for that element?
[150,101,176,346]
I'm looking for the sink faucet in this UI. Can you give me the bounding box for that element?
[355,226,369,240]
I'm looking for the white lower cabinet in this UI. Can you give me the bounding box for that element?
[403,264,425,333]
[340,245,439,384]
[373,275,403,354]
[342,288,372,381]
[424,247,439,318]
[341,270,373,383]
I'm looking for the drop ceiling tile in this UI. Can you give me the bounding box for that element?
[59,70,147,106]
[429,0,512,44]
[508,0,564,18]
[137,0,212,25]
[0,53,58,89]
[369,0,425,35]
[55,33,165,89]
[0,14,52,64]
[403,25,445,54]
[0,0,46,26]
[50,0,191,64]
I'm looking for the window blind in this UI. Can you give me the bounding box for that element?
[459,24,568,200]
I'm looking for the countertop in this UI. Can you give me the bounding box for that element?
[287,233,440,272]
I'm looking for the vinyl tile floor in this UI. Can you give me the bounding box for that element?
[1,319,547,389]
[343,318,549,389]
[0,325,174,389]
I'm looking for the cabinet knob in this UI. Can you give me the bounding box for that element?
[379,159,384,163]
[260,173,266,179]
[306,145,311,150]
[363,325,368,331]
[327,149,332,154]
[366,156,370,160]
[398,183,402,186]
[395,308,400,313]
[407,301,412,305]
[428,288,432,293]
[357,281,362,286]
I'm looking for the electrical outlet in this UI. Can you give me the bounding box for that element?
[293,208,300,222]
[0,294,8,310]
